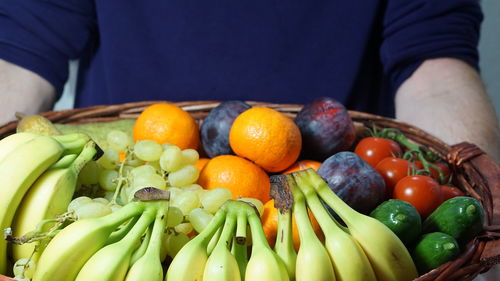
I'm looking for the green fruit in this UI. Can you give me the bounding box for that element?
[370,199,421,245]
[412,232,459,274]
[16,114,61,136]
[423,196,484,245]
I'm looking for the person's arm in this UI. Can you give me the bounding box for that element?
[395,57,500,164]
[0,59,56,125]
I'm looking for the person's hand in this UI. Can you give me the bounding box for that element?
[0,59,56,126]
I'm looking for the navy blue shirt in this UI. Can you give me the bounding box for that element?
[0,0,482,117]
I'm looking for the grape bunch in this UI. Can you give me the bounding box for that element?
[73,129,264,259]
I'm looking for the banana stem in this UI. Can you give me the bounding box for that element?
[235,212,247,244]
[69,141,98,174]
[275,208,296,281]
[194,209,227,246]
[291,186,318,244]
[248,213,270,250]
[53,133,91,156]
[116,206,157,251]
[106,216,140,245]
[130,223,153,264]
[215,213,237,250]
[143,203,168,259]
[294,169,358,227]
[207,226,222,255]
[49,154,78,170]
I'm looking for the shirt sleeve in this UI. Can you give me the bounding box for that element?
[380,0,483,95]
[0,0,96,94]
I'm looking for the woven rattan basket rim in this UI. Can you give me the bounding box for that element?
[0,100,498,281]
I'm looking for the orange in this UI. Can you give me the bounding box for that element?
[282,160,322,174]
[229,107,302,173]
[195,157,210,172]
[197,155,271,203]
[133,103,200,149]
[261,199,324,251]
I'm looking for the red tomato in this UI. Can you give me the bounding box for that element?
[440,185,465,202]
[375,157,415,197]
[415,161,451,183]
[354,137,402,168]
[393,175,442,218]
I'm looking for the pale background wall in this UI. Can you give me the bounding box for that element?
[55,0,500,123]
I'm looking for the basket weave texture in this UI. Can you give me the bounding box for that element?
[0,100,499,281]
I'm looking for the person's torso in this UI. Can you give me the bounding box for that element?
[76,0,391,115]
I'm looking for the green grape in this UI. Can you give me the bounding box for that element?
[181,149,199,165]
[122,165,135,176]
[188,208,214,233]
[96,149,120,170]
[78,161,100,185]
[174,223,193,235]
[93,197,109,205]
[75,202,112,219]
[165,232,190,258]
[166,206,184,227]
[125,156,145,167]
[67,196,93,212]
[134,140,163,162]
[110,204,122,212]
[130,165,157,178]
[148,160,162,171]
[200,188,233,214]
[107,130,132,152]
[132,173,166,190]
[104,191,115,202]
[159,146,183,172]
[238,197,264,216]
[168,165,199,187]
[171,190,200,215]
[98,169,119,191]
[13,258,36,279]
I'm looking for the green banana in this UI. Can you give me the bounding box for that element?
[32,201,146,281]
[0,135,66,274]
[125,205,168,281]
[0,132,38,162]
[274,209,296,280]
[75,206,158,281]
[297,169,418,281]
[203,212,240,281]
[291,185,336,281]
[165,209,226,281]
[245,212,290,281]
[12,141,98,262]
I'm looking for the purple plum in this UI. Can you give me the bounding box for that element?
[295,97,356,161]
[318,151,386,214]
[201,100,251,158]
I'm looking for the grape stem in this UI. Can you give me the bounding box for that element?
[110,148,131,205]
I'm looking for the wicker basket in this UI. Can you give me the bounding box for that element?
[0,100,499,281]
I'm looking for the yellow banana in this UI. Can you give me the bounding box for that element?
[292,187,336,281]
[125,205,168,281]
[75,206,157,281]
[203,212,240,281]
[32,201,146,281]
[245,213,289,281]
[12,141,98,261]
[0,135,65,274]
[297,169,418,281]
[0,132,38,162]
[165,209,226,281]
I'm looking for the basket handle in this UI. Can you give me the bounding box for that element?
[448,142,500,267]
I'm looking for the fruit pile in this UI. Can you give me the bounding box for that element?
[0,97,487,281]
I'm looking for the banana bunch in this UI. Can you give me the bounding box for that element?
[271,169,419,281]
[31,187,169,281]
[0,132,92,275]
[166,200,290,281]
